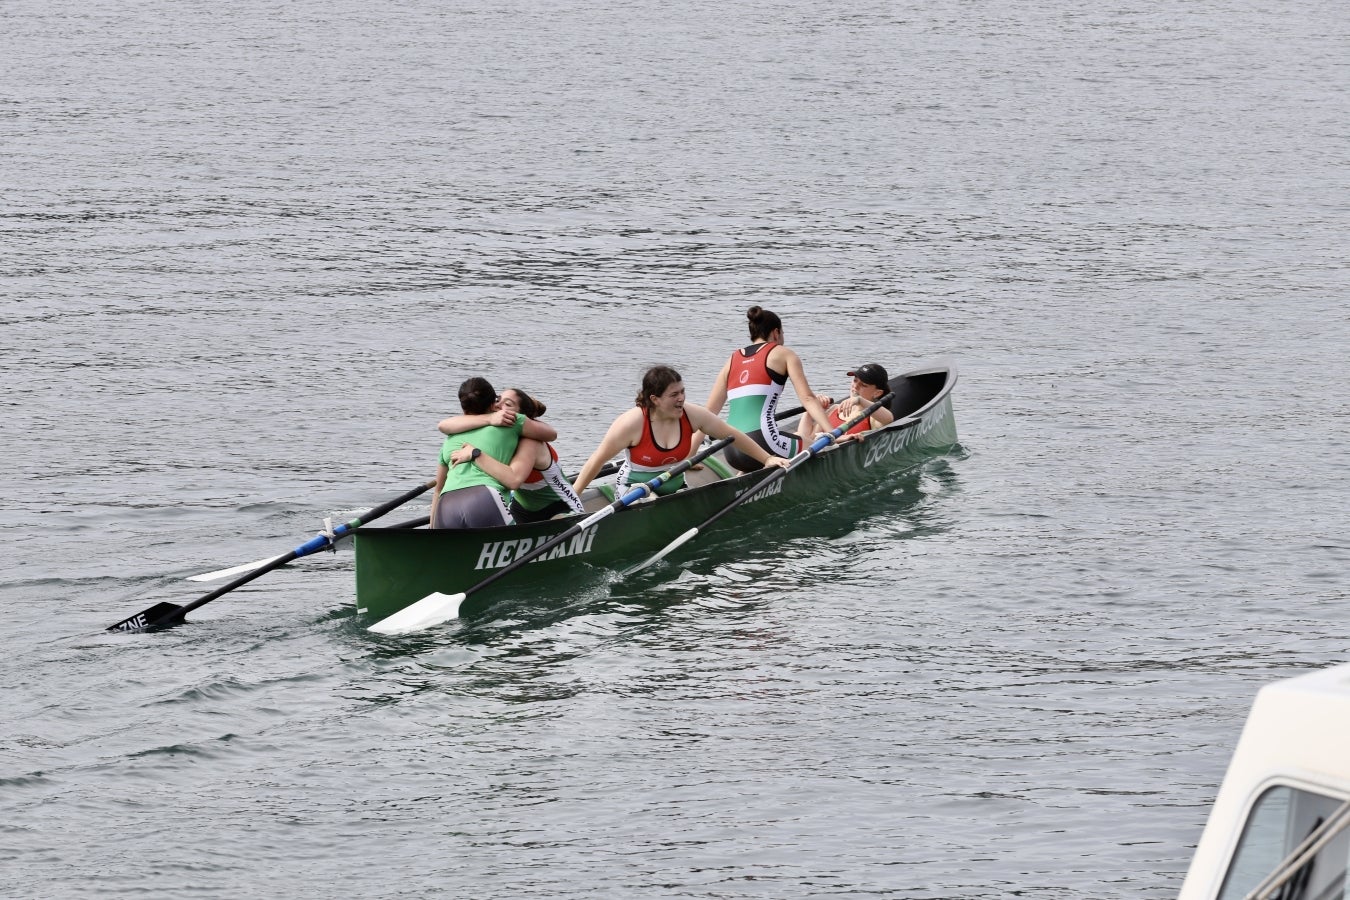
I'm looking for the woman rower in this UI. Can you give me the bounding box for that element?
[431,377,557,529]
[440,387,585,523]
[570,365,789,498]
[701,305,834,472]
[803,363,896,443]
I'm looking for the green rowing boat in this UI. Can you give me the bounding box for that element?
[353,361,959,622]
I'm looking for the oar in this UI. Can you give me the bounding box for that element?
[626,393,898,575]
[368,436,739,635]
[107,479,437,633]
[186,461,631,578]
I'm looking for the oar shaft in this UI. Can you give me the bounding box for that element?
[108,478,437,632]
[163,549,303,624]
[305,479,438,549]
[697,467,786,534]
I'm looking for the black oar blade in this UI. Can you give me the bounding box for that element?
[106,602,185,633]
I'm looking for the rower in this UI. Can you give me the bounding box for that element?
[699,305,835,472]
[430,377,556,529]
[570,365,789,497]
[803,364,896,443]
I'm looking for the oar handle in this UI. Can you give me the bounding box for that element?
[292,479,437,553]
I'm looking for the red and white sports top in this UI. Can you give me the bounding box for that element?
[521,443,558,487]
[618,410,695,495]
[827,403,873,437]
[726,342,793,456]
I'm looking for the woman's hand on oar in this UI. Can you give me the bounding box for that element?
[626,394,899,576]
[107,479,437,633]
[367,437,739,635]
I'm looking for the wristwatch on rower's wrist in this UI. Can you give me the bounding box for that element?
[470,447,482,461]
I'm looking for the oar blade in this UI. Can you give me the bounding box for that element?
[368,592,467,635]
[627,527,699,576]
[187,553,290,583]
[106,602,184,634]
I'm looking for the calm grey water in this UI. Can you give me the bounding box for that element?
[3,0,1348,896]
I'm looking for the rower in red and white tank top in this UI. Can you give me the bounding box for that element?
[725,342,794,454]
[723,342,799,472]
[616,409,695,496]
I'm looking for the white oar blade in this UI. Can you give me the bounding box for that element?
[368,592,467,635]
[187,554,291,582]
[627,527,699,576]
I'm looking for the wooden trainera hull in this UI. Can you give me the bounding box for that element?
[354,361,959,622]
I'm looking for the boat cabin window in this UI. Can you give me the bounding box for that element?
[1218,785,1350,900]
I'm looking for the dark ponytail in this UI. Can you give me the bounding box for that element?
[746,305,782,341]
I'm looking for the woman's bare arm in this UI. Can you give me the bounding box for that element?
[778,347,834,433]
[448,439,539,490]
[571,409,642,495]
[684,404,789,469]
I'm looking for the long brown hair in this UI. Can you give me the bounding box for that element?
[505,388,546,419]
[635,365,682,410]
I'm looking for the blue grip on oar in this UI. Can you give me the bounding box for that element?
[807,397,886,454]
[293,534,332,557]
[612,442,708,506]
[291,518,365,557]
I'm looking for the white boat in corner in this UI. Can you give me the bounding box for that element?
[1181,663,1350,899]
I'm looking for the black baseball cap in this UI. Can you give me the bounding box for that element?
[847,363,889,390]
